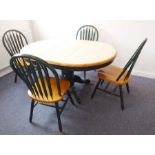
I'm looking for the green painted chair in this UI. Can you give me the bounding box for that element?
[76,25,99,80]
[10,54,75,132]
[91,38,147,110]
[2,29,28,83]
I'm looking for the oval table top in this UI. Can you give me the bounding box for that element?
[21,39,117,70]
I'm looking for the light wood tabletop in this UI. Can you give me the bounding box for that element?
[21,39,117,70]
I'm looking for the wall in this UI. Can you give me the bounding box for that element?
[0,20,33,72]
[31,20,155,78]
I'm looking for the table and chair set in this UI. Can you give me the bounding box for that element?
[2,26,147,132]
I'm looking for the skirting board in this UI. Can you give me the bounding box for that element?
[0,66,155,79]
[132,70,155,79]
[0,66,12,77]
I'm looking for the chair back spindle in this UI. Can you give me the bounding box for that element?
[2,29,28,56]
[76,25,99,41]
[116,38,148,81]
[10,54,61,100]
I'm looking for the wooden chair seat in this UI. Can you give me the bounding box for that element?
[98,65,131,85]
[28,77,70,103]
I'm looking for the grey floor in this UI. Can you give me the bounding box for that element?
[0,71,155,135]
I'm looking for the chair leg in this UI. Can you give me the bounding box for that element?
[55,103,62,132]
[91,79,101,98]
[29,99,35,123]
[104,82,110,90]
[14,73,18,83]
[100,80,104,86]
[67,91,75,106]
[126,83,130,94]
[119,85,124,110]
[113,86,118,93]
[84,71,86,80]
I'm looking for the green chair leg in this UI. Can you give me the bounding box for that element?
[29,99,35,122]
[126,83,130,93]
[14,73,18,83]
[119,86,124,110]
[55,103,62,132]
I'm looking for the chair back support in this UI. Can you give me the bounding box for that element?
[2,29,28,56]
[76,25,99,41]
[116,38,147,81]
[10,54,61,99]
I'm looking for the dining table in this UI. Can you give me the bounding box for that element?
[20,39,117,103]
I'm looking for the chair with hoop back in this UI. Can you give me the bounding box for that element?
[91,38,147,110]
[10,54,75,132]
[76,25,99,80]
[2,29,28,83]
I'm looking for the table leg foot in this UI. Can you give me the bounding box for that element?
[74,75,90,84]
[61,69,90,104]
